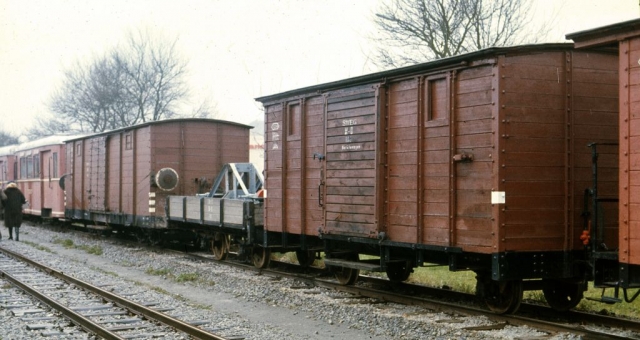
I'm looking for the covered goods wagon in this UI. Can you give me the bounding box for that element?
[567,18,640,295]
[256,44,619,313]
[64,118,252,228]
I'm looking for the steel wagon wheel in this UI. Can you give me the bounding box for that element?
[477,276,523,314]
[542,279,584,311]
[385,261,413,282]
[331,253,360,285]
[295,249,316,267]
[252,246,271,268]
[210,232,229,261]
[335,266,360,285]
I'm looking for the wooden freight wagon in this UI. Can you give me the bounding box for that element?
[567,19,640,297]
[9,135,74,218]
[64,118,252,229]
[256,44,619,313]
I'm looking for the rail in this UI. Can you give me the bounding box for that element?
[0,245,228,340]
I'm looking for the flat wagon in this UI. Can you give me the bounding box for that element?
[567,18,640,301]
[166,162,265,263]
[64,118,252,229]
[256,44,619,313]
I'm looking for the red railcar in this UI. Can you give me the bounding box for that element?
[567,18,640,298]
[64,118,252,229]
[0,144,17,186]
[2,136,74,218]
[256,44,619,313]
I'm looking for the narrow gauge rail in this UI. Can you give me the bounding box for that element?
[171,248,640,340]
[0,246,228,340]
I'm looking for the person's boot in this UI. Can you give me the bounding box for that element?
[8,227,13,240]
[15,228,18,242]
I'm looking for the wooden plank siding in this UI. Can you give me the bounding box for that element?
[264,104,284,232]
[569,21,640,267]
[499,52,569,252]
[65,119,250,227]
[87,136,107,212]
[571,52,619,251]
[629,37,640,264]
[498,51,618,253]
[620,37,640,264]
[450,64,495,251]
[324,87,379,237]
[259,45,619,256]
[303,97,326,235]
[386,78,419,243]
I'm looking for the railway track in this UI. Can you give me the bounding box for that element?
[14,222,640,339]
[176,248,640,340]
[0,245,229,339]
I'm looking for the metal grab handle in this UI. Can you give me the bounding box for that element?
[318,182,324,207]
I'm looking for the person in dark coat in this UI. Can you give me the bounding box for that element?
[3,182,26,241]
[0,189,5,239]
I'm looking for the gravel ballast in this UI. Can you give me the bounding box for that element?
[0,222,583,339]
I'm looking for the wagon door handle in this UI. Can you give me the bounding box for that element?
[453,153,474,162]
[318,182,324,207]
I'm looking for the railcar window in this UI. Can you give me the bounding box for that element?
[20,157,26,179]
[27,156,33,178]
[34,154,40,178]
[288,103,301,136]
[125,133,133,150]
[53,152,58,178]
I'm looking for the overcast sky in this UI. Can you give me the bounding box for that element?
[1,0,639,137]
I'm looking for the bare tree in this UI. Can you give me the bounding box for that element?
[372,0,550,68]
[0,130,19,147]
[32,28,191,137]
[188,98,220,119]
[115,29,188,123]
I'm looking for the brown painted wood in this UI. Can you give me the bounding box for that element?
[259,46,619,257]
[65,119,250,227]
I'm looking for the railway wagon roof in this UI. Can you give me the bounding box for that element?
[0,144,17,157]
[566,18,640,48]
[13,134,86,153]
[255,43,584,104]
[63,118,253,142]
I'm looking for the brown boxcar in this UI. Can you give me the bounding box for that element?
[568,19,640,293]
[256,44,619,313]
[5,136,73,218]
[64,118,252,228]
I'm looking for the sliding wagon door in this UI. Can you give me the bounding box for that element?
[86,136,107,212]
[323,87,379,238]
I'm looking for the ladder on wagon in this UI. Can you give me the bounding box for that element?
[582,142,640,304]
